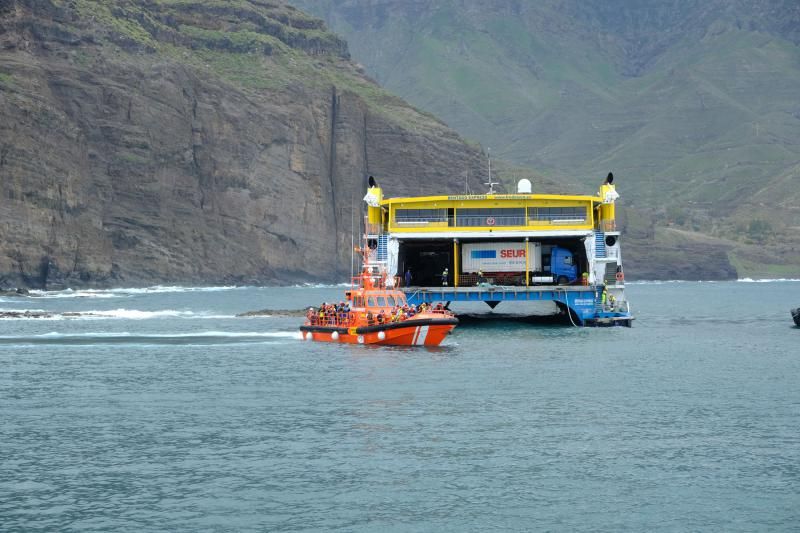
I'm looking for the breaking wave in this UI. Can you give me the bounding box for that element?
[737,278,800,283]
[291,282,351,289]
[27,286,246,298]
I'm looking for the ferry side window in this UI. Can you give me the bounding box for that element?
[367,297,377,307]
[377,296,387,307]
[387,296,396,307]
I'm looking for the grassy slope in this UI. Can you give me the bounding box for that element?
[292,0,800,277]
[45,0,453,136]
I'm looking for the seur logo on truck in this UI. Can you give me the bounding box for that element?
[500,250,526,258]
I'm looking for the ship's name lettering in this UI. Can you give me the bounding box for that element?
[447,194,528,200]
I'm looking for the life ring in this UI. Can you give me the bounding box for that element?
[615,271,624,282]
[486,217,496,226]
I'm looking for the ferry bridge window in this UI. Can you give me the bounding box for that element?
[367,296,377,307]
[528,207,586,223]
[456,208,526,227]
[395,208,448,224]
[377,296,387,307]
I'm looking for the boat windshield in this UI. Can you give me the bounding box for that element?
[364,293,406,308]
[367,295,388,308]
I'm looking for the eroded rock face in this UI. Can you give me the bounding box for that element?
[0,1,488,288]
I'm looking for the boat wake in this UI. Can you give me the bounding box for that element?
[0,309,236,320]
[0,330,302,346]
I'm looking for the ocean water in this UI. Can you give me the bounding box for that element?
[1,281,798,531]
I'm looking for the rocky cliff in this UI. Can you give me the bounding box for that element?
[0,0,503,288]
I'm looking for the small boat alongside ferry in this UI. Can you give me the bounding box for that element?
[299,266,458,346]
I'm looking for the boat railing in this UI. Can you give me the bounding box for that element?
[306,305,452,327]
[307,312,357,328]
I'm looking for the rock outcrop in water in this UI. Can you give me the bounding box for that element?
[0,0,507,289]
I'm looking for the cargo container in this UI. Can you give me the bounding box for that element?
[461,242,541,273]
[461,242,577,284]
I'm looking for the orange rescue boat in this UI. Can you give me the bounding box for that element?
[300,266,457,346]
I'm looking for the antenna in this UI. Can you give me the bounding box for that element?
[350,205,355,279]
[484,147,498,194]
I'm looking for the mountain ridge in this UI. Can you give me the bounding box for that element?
[290,0,800,278]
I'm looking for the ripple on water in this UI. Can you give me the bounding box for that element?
[1,282,799,531]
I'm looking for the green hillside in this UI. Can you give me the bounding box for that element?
[291,0,800,278]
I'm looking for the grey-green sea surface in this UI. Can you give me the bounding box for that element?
[1,281,798,531]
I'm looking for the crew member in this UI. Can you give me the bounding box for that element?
[441,267,449,286]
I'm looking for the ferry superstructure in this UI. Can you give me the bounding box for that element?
[362,174,633,327]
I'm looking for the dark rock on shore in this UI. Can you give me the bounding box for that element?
[0,288,30,297]
[0,310,54,319]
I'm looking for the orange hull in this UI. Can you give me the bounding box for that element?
[300,318,457,346]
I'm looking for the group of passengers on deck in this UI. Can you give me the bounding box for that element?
[307,301,445,326]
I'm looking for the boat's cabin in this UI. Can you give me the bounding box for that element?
[348,290,407,311]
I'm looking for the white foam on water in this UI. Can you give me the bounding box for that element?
[27,289,125,299]
[0,331,302,339]
[0,309,236,320]
[0,330,302,341]
[737,278,800,283]
[292,282,351,289]
[27,285,247,298]
[87,309,234,320]
[109,285,245,294]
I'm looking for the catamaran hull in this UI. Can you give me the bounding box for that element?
[300,318,458,346]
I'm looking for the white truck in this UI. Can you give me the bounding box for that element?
[461,241,578,284]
